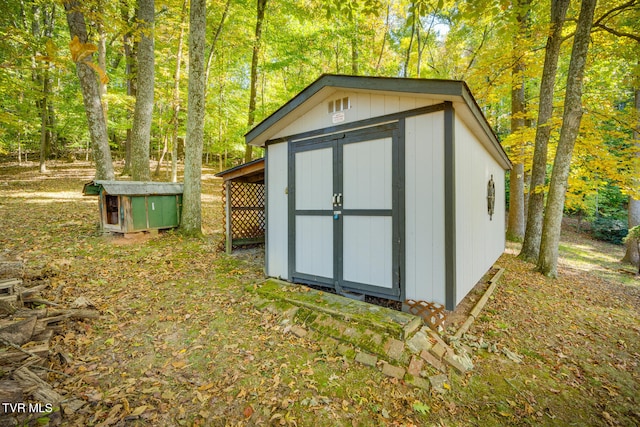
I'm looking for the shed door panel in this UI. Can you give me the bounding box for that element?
[342,138,392,210]
[131,197,148,230]
[164,196,179,226]
[148,196,164,228]
[295,216,333,278]
[342,216,392,288]
[341,136,396,294]
[292,146,334,283]
[295,148,333,210]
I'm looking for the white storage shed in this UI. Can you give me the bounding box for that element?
[246,75,511,311]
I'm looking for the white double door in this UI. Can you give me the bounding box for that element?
[289,125,401,299]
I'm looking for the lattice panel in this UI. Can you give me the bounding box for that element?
[223,181,265,245]
[404,299,447,331]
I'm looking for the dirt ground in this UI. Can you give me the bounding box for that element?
[1,161,638,426]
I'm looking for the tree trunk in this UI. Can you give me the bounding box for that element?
[130,0,154,182]
[170,0,188,183]
[155,133,168,176]
[403,9,416,78]
[47,91,57,159]
[506,0,530,242]
[244,0,268,164]
[180,0,206,235]
[42,4,56,166]
[375,4,391,73]
[63,0,114,181]
[351,23,359,75]
[38,67,49,174]
[622,88,640,266]
[204,0,231,90]
[121,0,137,176]
[520,0,570,262]
[537,0,597,277]
[97,0,108,123]
[32,4,55,174]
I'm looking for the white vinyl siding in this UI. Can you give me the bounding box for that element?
[454,115,506,305]
[404,112,446,305]
[272,91,440,140]
[266,142,288,279]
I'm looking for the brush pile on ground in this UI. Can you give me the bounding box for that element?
[0,257,99,426]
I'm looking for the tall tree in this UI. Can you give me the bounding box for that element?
[506,0,531,242]
[204,0,231,90]
[130,0,155,181]
[162,0,187,182]
[34,4,56,174]
[120,0,137,176]
[96,0,108,119]
[243,0,268,163]
[520,0,571,262]
[63,0,114,180]
[181,0,206,234]
[538,0,598,277]
[622,88,640,266]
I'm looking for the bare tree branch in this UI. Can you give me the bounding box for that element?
[593,23,640,42]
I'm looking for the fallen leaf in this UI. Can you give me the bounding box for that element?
[243,406,254,418]
[412,401,430,415]
[502,347,523,363]
[130,405,147,417]
[161,390,176,400]
[198,382,214,391]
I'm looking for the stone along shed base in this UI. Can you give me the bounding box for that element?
[247,274,503,392]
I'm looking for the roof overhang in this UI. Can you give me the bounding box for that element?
[215,158,265,183]
[245,74,511,170]
[83,180,184,196]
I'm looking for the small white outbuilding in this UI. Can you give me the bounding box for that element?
[245,75,511,310]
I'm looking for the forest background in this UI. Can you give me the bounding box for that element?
[0,0,639,260]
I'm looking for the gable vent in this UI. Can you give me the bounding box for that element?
[328,97,351,114]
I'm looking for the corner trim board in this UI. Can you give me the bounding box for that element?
[444,101,456,310]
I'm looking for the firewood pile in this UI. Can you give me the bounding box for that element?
[0,260,100,426]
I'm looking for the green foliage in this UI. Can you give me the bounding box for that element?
[591,217,628,245]
[623,225,640,244]
[412,401,431,415]
[0,0,636,231]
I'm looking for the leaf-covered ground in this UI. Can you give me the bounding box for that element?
[1,162,638,426]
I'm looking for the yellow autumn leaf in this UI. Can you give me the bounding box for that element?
[198,382,214,391]
[171,360,187,369]
[130,405,147,417]
[162,390,176,399]
[86,61,110,84]
[34,55,53,62]
[69,35,97,62]
[46,39,56,57]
